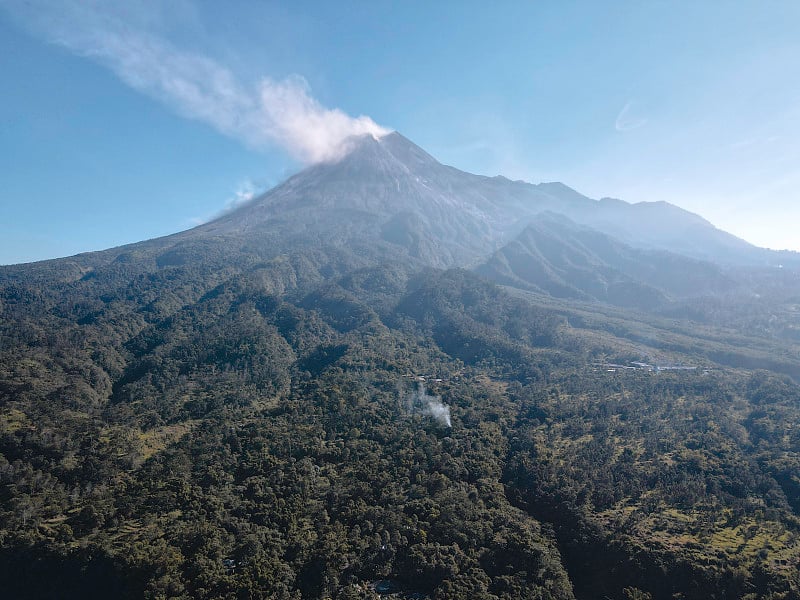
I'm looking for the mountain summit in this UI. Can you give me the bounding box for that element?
[193,131,769,268]
[3,131,800,600]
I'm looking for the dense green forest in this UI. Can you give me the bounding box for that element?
[2,242,800,599]
[4,133,800,599]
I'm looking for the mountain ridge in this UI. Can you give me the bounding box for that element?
[2,131,790,272]
[3,131,800,599]
[181,131,782,270]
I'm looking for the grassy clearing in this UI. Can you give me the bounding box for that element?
[138,421,199,460]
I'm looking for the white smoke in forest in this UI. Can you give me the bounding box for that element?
[406,381,451,427]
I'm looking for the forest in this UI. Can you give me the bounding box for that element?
[2,238,800,599]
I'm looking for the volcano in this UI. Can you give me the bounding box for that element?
[176,131,771,268]
[2,131,800,600]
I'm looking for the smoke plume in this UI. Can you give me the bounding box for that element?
[407,382,452,428]
[2,0,389,164]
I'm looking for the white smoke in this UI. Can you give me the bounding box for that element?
[225,180,258,211]
[256,77,390,163]
[2,0,389,164]
[407,382,452,428]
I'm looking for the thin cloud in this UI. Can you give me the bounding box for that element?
[729,135,780,150]
[226,180,258,211]
[1,0,388,164]
[615,101,648,132]
[186,179,262,227]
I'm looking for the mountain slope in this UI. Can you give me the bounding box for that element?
[2,131,789,282]
[187,132,784,269]
[476,213,737,309]
[3,132,800,599]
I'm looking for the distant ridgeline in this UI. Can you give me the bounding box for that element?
[1,132,800,599]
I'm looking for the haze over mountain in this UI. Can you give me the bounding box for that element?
[191,131,785,269]
[27,129,783,288]
[3,131,800,599]
[34,129,786,324]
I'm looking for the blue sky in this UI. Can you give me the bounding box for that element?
[2,1,800,264]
